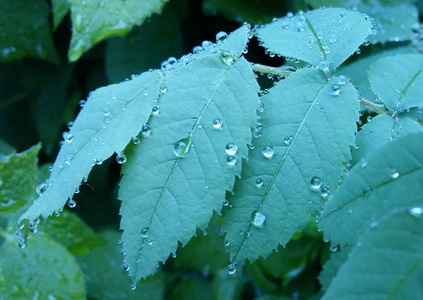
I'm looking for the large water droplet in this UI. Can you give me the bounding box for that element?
[220,50,235,66]
[141,125,151,136]
[284,136,294,146]
[159,84,167,94]
[36,182,49,196]
[225,143,238,155]
[67,199,76,208]
[255,178,263,188]
[252,211,266,227]
[331,84,341,96]
[262,146,274,158]
[174,137,191,158]
[409,206,423,217]
[310,177,322,190]
[227,264,236,275]
[152,106,160,115]
[227,156,236,166]
[62,132,74,143]
[216,31,228,44]
[212,118,223,128]
[116,152,127,164]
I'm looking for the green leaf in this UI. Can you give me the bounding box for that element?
[213,268,244,300]
[171,276,213,300]
[320,132,423,247]
[0,0,58,63]
[222,68,359,264]
[106,4,184,83]
[118,25,258,282]
[255,8,374,72]
[19,70,162,223]
[0,234,85,299]
[68,0,169,62]
[52,0,71,30]
[352,114,423,164]
[0,144,41,214]
[77,230,164,299]
[318,246,350,291]
[0,139,15,157]
[322,211,423,300]
[368,54,423,112]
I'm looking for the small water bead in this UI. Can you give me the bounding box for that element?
[331,84,341,96]
[62,132,74,143]
[103,108,111,116]
[253,128,262,138]
[284,136,294,146]
[132,137,140,144]
[197,122,203,129]
[201,40,213,49]
[252,211,266,227]
[329,245,338,252]
[130,284,136,291]
[67,199,76,208]
[152,106,160,115]
[317,60,329,73]
[64,155,73,166]
[159,84,167,94]
[224,240,231,246]
[225,143,238,155]
[223,199,229,206]
[256,116,264,126]
[409,206,423,217]
[216,31,228,44]
[141,125,151,135]
[227,156,237,166]
[337,75,347,85]
[93,158,103,165]
[36,182,49,196]
[390,169,399,179]
[257,101,265,112]
[212,118,223,128]
[116,152,127,164]
[262,146,274,158]
[220,50,236,66]
[174,137,191,158]
[193,46,203,54]
[310,177,322,190]
[147,239,154,245]
[227,264,236,275]
[320,186,331,199]
[141,227,150,237]
[255,178,263,188]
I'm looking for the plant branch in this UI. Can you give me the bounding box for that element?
[251,63,296,77]
[360,97,387,115]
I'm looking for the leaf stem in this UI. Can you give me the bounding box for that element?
[251,63,296,77]
[360,97,387,115]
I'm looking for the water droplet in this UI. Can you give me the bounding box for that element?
[224,240,230,246]
[220,50,235,66]
[284,136,294,145]
[141,125,151,135]
[174,137,191,158]
[152,106,160,115]
[225,143,238,155]
[130,284,136,291]
[310,177,322,190]
[223,199,229,206]
[227,156,236,166]
[410,206,423,217]
[361,160,368,168]
[159,84,167,94]
[255,178,263,188]
[141,227,150,237]
[67,199,76,208]
[227,264,236,275]
[329,244,338,252]
[36,182,49,196]
[321,186,331,199]
[252,211,266,227]
[370,220,379,228]
[253,127,262,138]
[212,118,223,128]
[331,84,341,96]
[201,40,213,49]
[216,31,228,44]
[147,239,154,245]
[256,116,264,126]
[262,146,274,158]
[79,100,86,107]
[116,152,127,164]
[317,60,329,73]
[390,169,399,179]
[103,108,111,116]
[132,137,140,144]
[62,132,74,143]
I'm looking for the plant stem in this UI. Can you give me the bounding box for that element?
[360,98,387,115]
[251,63,295,77]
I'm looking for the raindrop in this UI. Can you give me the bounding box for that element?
[141,125,151,135]
[256,116,264,126]
[262,146,274,158]
[62,132,74,143]
[227,264,236,275]
[174,137,191,158]
[93,158,103,165]
[337,75,347,85]
[331,84,341,96]
[225,143,238,155]
[67,199,76,208]
[321,186,331,199]
[409,206,423,217]
[147,239,154,245]
[216,31,228,44]
[116,152,127,164]
[227,156,237,166]
[283,136,294,146]
[130,284,136,291]
[224,240,230,246]
[201,40,213,49]
[212,118,223,128]
[329,245,338,252]
[79,100,86,107]
[132,137,140,144]
[255,178,263,188]
[317,60,329,73]
[310,177,322,190]
[36,182,49,196]
[141,227,150,237]
[253,128,262,138]
[159,84,167,94]
[390,169,399,179]
[103,108,111,116]
[220,50,236,66]
[152,106,160,115]
[252,211,266,227]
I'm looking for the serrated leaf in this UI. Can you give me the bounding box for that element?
[0,0,58,63]
[0,144,41,214]
[318,246,351,291]
[68,0,169,62]
[0,139,15,157]
[320,132,423,246]
[222,68,359,263]
[368,54,423,112]
[322,211,423,300]
[255,8,373,72]
[52,0,71,30]
[19,71,162,223]
[0,234,85,298]
[119,26,258,282]
[77,230,164,299]
[352,114,423,164]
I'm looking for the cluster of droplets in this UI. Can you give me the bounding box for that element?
[225,142,238,166]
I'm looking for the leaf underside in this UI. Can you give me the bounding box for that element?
[222,67,360,264]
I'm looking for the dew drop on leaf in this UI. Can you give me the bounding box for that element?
[62,132,74,143]
[284,136,293,145]
[255,178,263,188]
[252,211,266,227]
[310,177,322,190]
[262,146,274,158]
[141,125,151,136]
[103,108,111,116]
[79,100,86,107]
[227,156,237,166]
[116,152,127,164]
[141,227,150,237]
[212,118,223,128]
[36,182,49,196]
[220,50,235,66]
[409,206,423,217]
[130,284,136,291]
[225,143,238,155]
[132,137,140,145]
[390,169,399,179]
[67,199,76,208]
[331,84,341,96]
[152,106,160,115]
[227,264,236,275]
[216,31,228,44]
[159,84,167,94]
[253,128,262,138]
[174,137,191,158]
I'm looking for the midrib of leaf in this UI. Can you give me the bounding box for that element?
[231,78,328,262]
[387,256,423,300]
[305,18,327,61]
[324,166,421,219]
[397,69,422,103]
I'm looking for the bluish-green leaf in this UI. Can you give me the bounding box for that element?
[213,268,244,300]
[0,144,40,214]
[322,211,423,300]
[0,139,15,157]
[52,0,71,30]
[318,246,351,291]
[0,234,85,299]
[0,0,58,63]
[68,0,169,62]
[223,68,359,264]
[77,230,164,299]
[352,114,423,164]
[320,132,423,246]
[19,71,162,223]
[368,54,423,112]
[119,26,258,281]
[255,8,374,71]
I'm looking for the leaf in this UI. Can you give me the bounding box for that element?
[0,0,58,63]
[213,268,244,300]
[0,144,41,214]
[68,0,169,62]
[322,211,423,300]
[19,70,163,223]
[368,54,423,112]
[118,25,259,281]
[318,246,351,291]
[255,8,374,72]
[320,132,423,247]
[0,234,85,299]
[352,114,423,164]
[171,277,213,300]
[222,68,359,264]
[0,139,15,157]
[77,230,164,299]
[52,0,71,30]
[106,4,184,83]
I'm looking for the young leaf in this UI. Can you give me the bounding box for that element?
[368,54,423,112]
[0,0,58,63]
[322,211,423,300]
[0,144,41,214]
[19,71,162,223]
[51,0,71,30]
[318,246,350,291]
[118,26,258,281]
[0,234,85,298]
[320,132,423,247]
[68,0,169,61]
[223,68,359,264]
[255,8,374,72]
[352,114,423,164]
